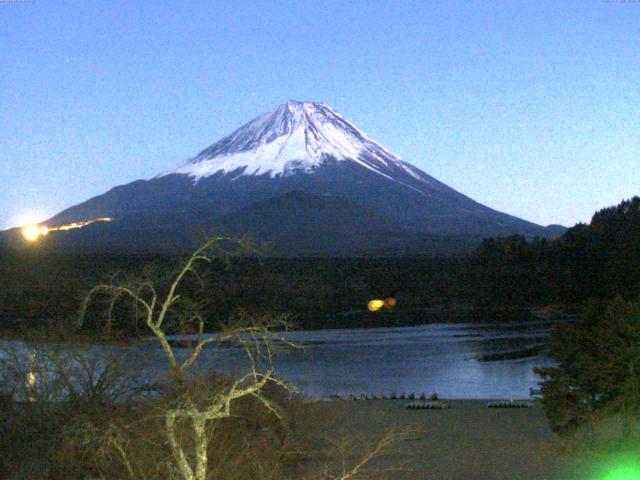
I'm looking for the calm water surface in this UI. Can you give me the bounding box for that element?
[164,319,557,399]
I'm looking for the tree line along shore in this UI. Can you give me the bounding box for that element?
[1,196,637,334]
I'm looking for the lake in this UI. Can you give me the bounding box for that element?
[0,319,559,400]
[159,319,558,400]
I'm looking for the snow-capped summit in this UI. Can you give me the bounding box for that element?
[167,101,427,184]
[22,100,563,256]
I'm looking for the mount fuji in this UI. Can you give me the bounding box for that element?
[3,101,564,255]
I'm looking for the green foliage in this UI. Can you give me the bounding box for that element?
[467,196,640,307]
[535,297,640,433]
[471,234,551,306]
[0,251,475,331]
[572,413,640,456]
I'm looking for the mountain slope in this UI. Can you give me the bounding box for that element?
[6,101,563,255]
[215,191,476,256]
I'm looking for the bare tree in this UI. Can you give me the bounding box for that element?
[78,238,297,480]
[0,333,142,406]
[311,427,412,480]
[74,238,412,480]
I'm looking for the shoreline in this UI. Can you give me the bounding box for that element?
[0,306,575,337]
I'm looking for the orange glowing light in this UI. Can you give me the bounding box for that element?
[21,217,113,242]
[384,297,397,308]
[55,217,112,231]
[368,299,385,312]
[22,225,41,242]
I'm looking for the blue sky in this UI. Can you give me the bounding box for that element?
[1,0,638,229]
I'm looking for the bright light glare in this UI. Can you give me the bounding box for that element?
[20,217,112,243]
[368,299,385,312]
[368,298,397,311]
[22,225,41,242]
[11,212,48,230]
[590,454,640,480]
[600,462,640,480]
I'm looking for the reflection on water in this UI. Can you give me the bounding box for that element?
[168,319,558,399]
[1,320,559,400]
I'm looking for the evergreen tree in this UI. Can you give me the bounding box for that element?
[535,297,640,433]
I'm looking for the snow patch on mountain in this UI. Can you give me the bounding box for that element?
[399,162,429,181]
[163,101,417,184]
[177,122,310,179]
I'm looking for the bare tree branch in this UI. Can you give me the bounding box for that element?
[77,237,299,480]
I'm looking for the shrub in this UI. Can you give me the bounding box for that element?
[0,353,299,480]
[536,298,640,433]
[572,413,640,455]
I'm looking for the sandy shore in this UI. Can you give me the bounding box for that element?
[293,399,586,480]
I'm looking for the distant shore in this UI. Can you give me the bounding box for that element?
[0,305,573,342]
[277,305,576,332]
